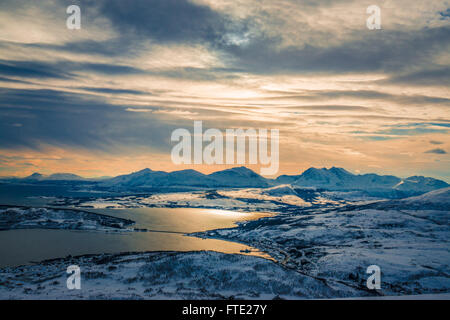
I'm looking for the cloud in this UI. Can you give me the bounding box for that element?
[80,87,147,95]
[221,25,450,75]
[425,148,447,154]
[153,109,199,118]
[0,88,177,152]
[0,60,73,79]
[288,105,372,111]
[91,0,230,44]
[125,108,199,118]
[125,108,153,113]
[0,0,449,180]
[384,67,450,86]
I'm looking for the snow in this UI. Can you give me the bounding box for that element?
[0,251,368,300]
[0,206,135,232]
[289,167,448,197]
[11,167,448,198]
[192,191,450,297]
[55,189,306,212]
[399,187,450,206]
[99,167,269,190]
[0,187,448,299]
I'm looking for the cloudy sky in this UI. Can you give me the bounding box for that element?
[0,0,449,180]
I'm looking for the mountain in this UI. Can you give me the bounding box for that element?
[101,168,218,188]
[284,167,447,195]
[274,174,300,184]
[23,172,84,181]
[13,167,449,196]
[46,173,85,181]
[99,167,269,189]
[275,167,359,186]
[207,166,269,187]
[399,186,450,208]
[394,176,449,193]
[292,167,401,190]
[24,173,44,180]
[100,168,169,188]
[262,184,299,196]
[366,187,450,212]
[294,167,361,188]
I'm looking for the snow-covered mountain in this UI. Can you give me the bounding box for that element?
[402,186,450,206]
[99,166,269,189]
[291,167,400,189]
[100,168,170,188]
[394,176,449,193]
[100,168,212,189]
[24,172,85,181]
[369,187,450,211]
[277,167,448,196]
[24,173,45,180]
[9,167,448,196]
[208,166,269,187]
[262,184,299,196]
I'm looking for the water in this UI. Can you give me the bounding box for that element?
[0,206,273,268]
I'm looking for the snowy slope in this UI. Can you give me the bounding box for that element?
[0,205,134,231]
[0,251,365,299]
[288,167,448,196]
[196,188,450,297]
[262,184,299,196]
[100,167,269,189]
[395,176,449,193]
[401,187,450,205]
[208,167,269,187]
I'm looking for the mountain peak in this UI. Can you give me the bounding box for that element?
[26,172,43,179]
[302,167,322,173]
[329,167,353,176]
[135,168,152,174]
[208,166,268,187]
[47,173,84,180]
[301,167,328,176]
[230,166,255,173]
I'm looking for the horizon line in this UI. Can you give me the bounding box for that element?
[3,165,449,183]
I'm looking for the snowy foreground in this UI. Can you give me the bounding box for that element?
[0,251,355,299]
[193,187,450,297]
[0,187,448,299]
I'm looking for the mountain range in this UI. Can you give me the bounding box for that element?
[4,166,448,197]
[24,173,85,181]
[99,167,270,189]
[277,167,448,193]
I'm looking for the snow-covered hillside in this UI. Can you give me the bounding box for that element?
[399,187,450,206]
[0,187,448,299]
[194,188,450,297]
[281,167,448,196]
[0,251,369,299]
[0,206,134,232]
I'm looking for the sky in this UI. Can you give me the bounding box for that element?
[0,0,449,181]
